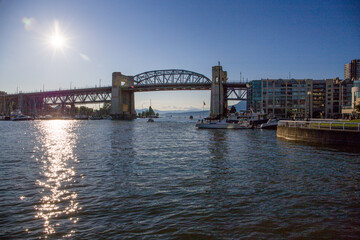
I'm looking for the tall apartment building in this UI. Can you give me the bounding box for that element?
[247,78,353,119]
[344,59,360,80]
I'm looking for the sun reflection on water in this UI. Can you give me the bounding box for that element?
[34,120,80,238]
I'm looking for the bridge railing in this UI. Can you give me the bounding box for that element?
[278,120,360,132]
[4,86,112,95]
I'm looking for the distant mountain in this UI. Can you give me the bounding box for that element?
[135,108,203,114]
[135,100,247,115]
[162,110,209,116]
[231,101,247,111]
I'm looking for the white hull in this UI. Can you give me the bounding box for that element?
[196,122,249,129]
[260,119,278,129]
[11,115,33,121]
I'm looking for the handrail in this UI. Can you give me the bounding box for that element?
[278,120,360,132]
[2,85,112,95]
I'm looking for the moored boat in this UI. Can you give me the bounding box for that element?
[12,114,33,121]
[90,116,103,120]
[260,119,279,129]
[39,115,54,120]
[74,115,89,120]
[196,118,250,129]
[10,110,33,121]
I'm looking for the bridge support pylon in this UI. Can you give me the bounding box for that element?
[111,72,136,120]
[210,65,227,118]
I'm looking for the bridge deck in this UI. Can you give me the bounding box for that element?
[1,82,247,107]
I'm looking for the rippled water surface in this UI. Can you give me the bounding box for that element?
[1,119,359,239]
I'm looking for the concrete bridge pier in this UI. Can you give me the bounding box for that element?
[111,72,136,120]
[19,95,34,116]
[210,65,227,118]
[0,96,5,115]
[70,103,76,116]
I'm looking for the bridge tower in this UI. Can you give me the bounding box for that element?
[210,65,227,118]
[111,72,136,120]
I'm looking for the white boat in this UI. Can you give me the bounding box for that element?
[245,110,269,128]
[74,115,89,120]
[10,110,33,121]
[11,114,33,121]
[39,115,54,120]
[260,119,278,129]
[90,116,103,120]
[196,118,250,129]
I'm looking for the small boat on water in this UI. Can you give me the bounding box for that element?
[39,115,54,120]
[10,110,33,121]
[12,114,33,121]
[196,118,250,129]
[260,119,279,129]
[90,116,103,120]
[0,116,11,121]
[147,118,154,122]
[74,115,89,120]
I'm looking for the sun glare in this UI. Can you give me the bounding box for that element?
[50,34,65,49]
[47,21,68,52]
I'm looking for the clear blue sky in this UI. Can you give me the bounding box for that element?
[0,0,359,110]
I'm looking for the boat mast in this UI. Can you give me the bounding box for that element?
[218,61,221,119]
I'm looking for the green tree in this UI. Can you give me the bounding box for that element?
[79,106,93,115]
[355,104,360,112]
[148,106,155,116]
[230,105,237,113]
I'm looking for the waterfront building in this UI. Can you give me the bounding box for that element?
[344,59,360,80]
[341,80,360,117]
[325,78,354,118]
[248,79,312,119]
[312,80,326,118]
[247,78,353,119]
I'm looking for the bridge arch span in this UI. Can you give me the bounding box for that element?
[133,69,211,87]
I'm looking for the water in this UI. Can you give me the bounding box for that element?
[1,118,359,239]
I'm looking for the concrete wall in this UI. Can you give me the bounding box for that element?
[277,126,360,146]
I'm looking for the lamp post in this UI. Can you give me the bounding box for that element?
[307,91,312,120]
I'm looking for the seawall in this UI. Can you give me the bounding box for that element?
[277,125,360,146]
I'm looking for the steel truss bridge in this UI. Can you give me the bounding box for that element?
[133,69,212,91]
[0,69,247,115]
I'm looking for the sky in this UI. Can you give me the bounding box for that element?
[0,0,359,111]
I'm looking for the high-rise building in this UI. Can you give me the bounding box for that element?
[344,59,360,80]
[247,78,353,119]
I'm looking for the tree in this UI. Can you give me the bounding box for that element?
[79,106,93,115]
[355,104,360,112]
[230,105,237,113]
[148,106,155,116]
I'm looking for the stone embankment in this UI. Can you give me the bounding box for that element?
[277,120,360,146]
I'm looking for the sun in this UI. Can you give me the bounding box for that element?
[50,34,65,49]
[46,21,68,52]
